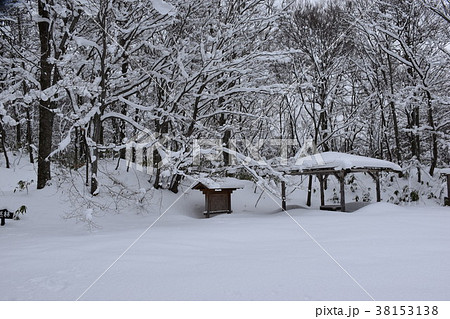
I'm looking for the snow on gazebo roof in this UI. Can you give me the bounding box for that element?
[290,151,402,173]
[192,177,246,190]
[440,168,450,175]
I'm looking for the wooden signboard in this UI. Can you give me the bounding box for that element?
[193,180,243,218]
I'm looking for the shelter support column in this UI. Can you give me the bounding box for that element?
[281,181,286,211]
[339,171,346,212]
[446,175,450,206]
[368,171,382,202]
[318,174,325,206]
[375,172,381,202]
[306,175,313,207]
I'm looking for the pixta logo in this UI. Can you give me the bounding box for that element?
[125,130,172,175]
[125,132,323,174]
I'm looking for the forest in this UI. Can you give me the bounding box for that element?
[2,0,450,304]
[0,0,449,195]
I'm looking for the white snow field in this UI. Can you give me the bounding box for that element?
[0,161,449,301]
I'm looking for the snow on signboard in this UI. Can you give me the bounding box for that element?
[193,177,246,190]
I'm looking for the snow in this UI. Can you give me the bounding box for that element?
[273,0,283,9]
[48,132,72,158]
[84,208,93,222]
[0,115,17,126]
[293,152,402,172]
[150,0,176,16]
[445,43,450,54]
[73,36,101,51]
[193,177,246,190]
[0,160,449,301]
[439,168,450,175]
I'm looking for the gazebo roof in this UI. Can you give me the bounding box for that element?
[288,151,402,174]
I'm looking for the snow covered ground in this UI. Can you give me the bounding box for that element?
[0,160,449,301]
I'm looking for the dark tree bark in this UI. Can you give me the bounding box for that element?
[18,14,33,164]
[37,0,54,189]
[425,89,438,176]
[118,37,128,160]
[90,1,108,195]
[36,1,81,188]
[74,126,79,169]
[219,113,232,166]
[90,113,102,195]
[386,53,402,164]
[0,121,10,168]
[26,106,33,164]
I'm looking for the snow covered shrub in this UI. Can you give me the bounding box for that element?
[64,207,100,231]
[427,192,436,200]
[391,186,420,203]
[13,205,27,220]
[52,159,157,229]
[346,174,359,194]
[14,180,33,194]
[362,191,372,202]
[331,189,339,203]
[410,190,420,202]
[347,174,356,185]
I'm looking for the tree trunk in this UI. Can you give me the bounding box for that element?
[74,127,79,169]
[387,53,402,164]
[90,1,108,195]
[90,113,101,195]
[13,106,21,149]
[26,107,33,163]
[18,14,34,164]
[37,0,54,189]
[219,113,232,166]
[169,174,183,193]
[0,121,10,168]
[425,89,438,176]
[119,37,128,160]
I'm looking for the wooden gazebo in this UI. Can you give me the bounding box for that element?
[284,152,402,212]
[193,178,244,218]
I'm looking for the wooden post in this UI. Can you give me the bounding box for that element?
[281,181,286,211]
[446,175,450,206]
[319,174,325,206]
[339,171,346,212]
[306,175,313,206]
[205,191,210,217]
[375,171,381,202]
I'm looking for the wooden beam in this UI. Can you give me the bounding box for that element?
[281,181,286,211]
